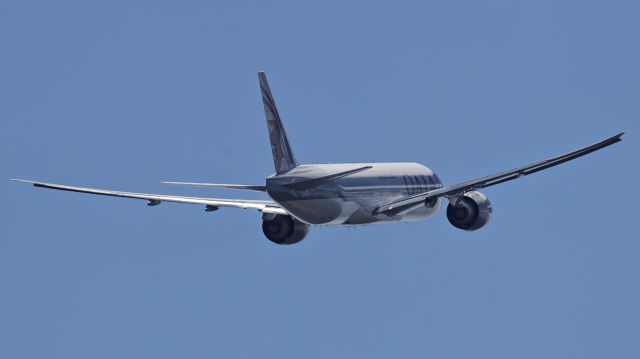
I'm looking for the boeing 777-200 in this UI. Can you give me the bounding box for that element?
[13,72,624,244]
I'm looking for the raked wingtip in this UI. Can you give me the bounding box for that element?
[11,179,36,184]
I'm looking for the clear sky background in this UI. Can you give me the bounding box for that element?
[1,1,638,358]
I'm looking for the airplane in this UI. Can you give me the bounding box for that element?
[12,72,624,245]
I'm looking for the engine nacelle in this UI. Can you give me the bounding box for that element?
[262,214,310,245]
[446,191,492,231]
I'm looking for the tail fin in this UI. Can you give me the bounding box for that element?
[259,71,298,174]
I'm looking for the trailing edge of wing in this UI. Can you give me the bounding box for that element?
[162,181,267,192]
[375,132,624,215]
[11,179,287,215]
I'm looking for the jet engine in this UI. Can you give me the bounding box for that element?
[446,191,492,231]
[262,214,310,245]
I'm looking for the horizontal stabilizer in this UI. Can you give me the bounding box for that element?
[162,181,267,192]
[284,166,373,191]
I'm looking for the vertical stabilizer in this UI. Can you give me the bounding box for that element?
[259,71,298,174]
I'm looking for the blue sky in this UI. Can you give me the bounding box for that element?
[1,0,638,358]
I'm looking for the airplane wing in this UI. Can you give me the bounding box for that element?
[11,179,288,215]
[375,132,624,215]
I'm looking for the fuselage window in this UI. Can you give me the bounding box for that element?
[404,175,421,195]
[418,176,427,192]
[426,175,434,190]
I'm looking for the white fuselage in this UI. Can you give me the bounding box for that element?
[266,163,443,225]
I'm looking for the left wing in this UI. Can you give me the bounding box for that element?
[375,132,624,215]
[11,179,287,215]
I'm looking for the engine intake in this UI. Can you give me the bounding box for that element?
[446,191,492,231]
[262,214,310,245]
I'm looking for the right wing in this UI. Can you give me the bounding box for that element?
[375,132,624,215]
[11,179,287,215]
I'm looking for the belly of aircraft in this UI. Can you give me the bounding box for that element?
[276,196,440,225]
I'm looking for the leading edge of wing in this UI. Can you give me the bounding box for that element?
[375,132,624,215]
[11,179,287,215]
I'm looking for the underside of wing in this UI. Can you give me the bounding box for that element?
[375,132,624,215]
[11,179,287,215]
